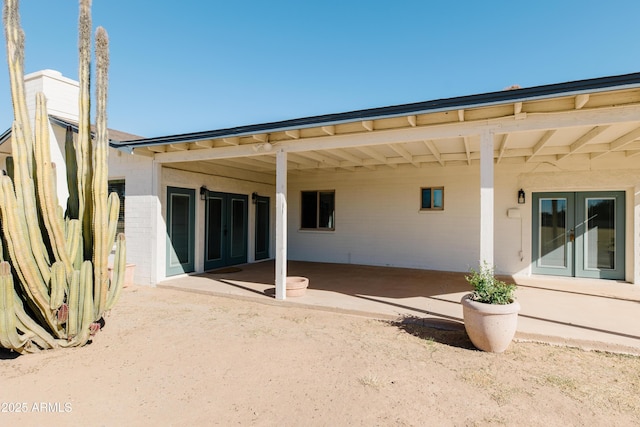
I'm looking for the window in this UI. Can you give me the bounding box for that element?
[421,187,444,210]
[108,179,125,234]
[301,190,335,230]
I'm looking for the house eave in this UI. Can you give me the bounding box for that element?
[114,72,640,149]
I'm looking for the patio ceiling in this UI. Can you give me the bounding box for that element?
[129,86,640,175]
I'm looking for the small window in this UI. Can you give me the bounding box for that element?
[421,187,444,211]
[108,179,126,234]
[301,190,335,230]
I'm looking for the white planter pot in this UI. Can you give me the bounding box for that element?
[461,294,520,353]
[286,276,309,297]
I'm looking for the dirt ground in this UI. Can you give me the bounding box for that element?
[1,286,639,427]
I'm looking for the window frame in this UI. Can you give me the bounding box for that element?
[420,186,444,211]
[300,190,336,231]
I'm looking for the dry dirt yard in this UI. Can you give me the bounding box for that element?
[1,286,639,427]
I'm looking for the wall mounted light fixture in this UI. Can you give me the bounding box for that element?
[251,192,258,204]
[200,186,208,200]
[518,189,525,204]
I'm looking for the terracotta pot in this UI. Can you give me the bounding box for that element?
[461,294,520,353]
[286,276,309,297]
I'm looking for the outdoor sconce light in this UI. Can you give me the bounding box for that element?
[251,192,258,204]
[518,189,525,204]
[200,186,208,200]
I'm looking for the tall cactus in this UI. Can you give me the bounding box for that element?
[0,0,127,353]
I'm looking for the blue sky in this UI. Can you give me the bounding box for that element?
[1,1,639,138]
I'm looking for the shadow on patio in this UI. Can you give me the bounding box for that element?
[160,260,640,355]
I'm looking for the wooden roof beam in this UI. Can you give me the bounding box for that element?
[361,120,374,131]
[169,143,189,151]
[527,130,556,163]
[463,137,471,165]
[221,137,240,146]
[575,94,590,110]
[356,146,397,169]
[322,125,335,136]
[497,134,509,164]
[423,140,444,166]
[331,149,376,170]
[407,115,417,127]
[194,140,214,148]
[557,126,610,161]
[591,126,640,159]
[389,143,419,167]
[147,145,166,153]
[457,109,464,122]
[285,129,300,139]
[252,134,268,143]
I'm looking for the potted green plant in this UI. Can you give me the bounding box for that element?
[461,263,520,353]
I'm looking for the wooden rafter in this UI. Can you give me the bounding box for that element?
[252,134,268,143]
[285,129,300,139]
[526,130,556,163]
[355,146,397,169]
[168,143,189,151]
[331,149,376,170]
[287,153,320,168]
[221,137,240,146]
[575,94,589,110]
[457,109,464,122]
[497,134,509,164]
[146,145,166,153]
[194,140,214,148]
[463,137,471,165]
[321,125,335,136]
[407,115,417,127]
[296,150,342,168]
[423,140,444,166]
[361,120,374,131]
[556,126,610,161]
[389,143,418,167]
[591,126,640,160]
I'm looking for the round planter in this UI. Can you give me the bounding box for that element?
[286,276,309,297]
[461,293,520,353]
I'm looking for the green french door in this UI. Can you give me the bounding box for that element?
[254,195,270,261]
[166,187,195,276]
[532,191,625,280]
[204,191,248,271]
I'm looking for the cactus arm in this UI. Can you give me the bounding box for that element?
[0,262,31,352]
[105,234,125,311]
[65,219,82,267]
[49,261,66,311]
[92,26,109,317]
[3,0,33,173]
[77,0,93,261]
[35,92,74,273]
[66,269,80,339]
[0,176,49,311]
[71,261,94,346]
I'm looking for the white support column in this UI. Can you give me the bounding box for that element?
[275,149,288,300]
[633,187,640,285]
[480,131,495,268]
[150,160,164,286]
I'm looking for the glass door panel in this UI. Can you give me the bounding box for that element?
[166,187,195,276]
[575,192,625,279]
[532,193,574,277]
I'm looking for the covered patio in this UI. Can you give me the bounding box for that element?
[158,261,640,355]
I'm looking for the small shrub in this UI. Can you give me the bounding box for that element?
[466,263,516,305]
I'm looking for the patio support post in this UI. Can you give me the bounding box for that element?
[275,148,288,300]
[634,186,640,284]
[480,131,495,268]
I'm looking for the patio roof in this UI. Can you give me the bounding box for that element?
[114,72,640,174]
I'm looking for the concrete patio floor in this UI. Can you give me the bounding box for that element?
[158,261,640,355]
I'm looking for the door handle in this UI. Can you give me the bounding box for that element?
[569,229,575,242]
